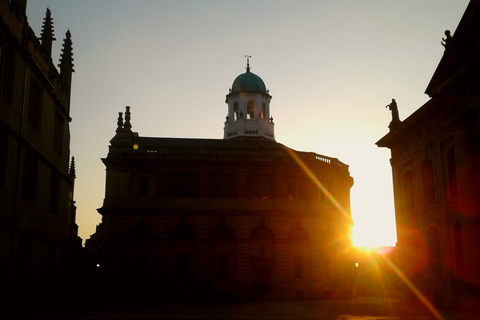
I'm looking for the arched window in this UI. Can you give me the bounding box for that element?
[261,103,266,119]
[426,226,442,279]
[247,101,254,119]
[169,223,195,280]
[233,103,239,120]
[446,147,458,199]
[402,171,415,215]
[421,160,435,206]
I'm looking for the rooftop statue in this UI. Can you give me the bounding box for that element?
[386,98,400,124]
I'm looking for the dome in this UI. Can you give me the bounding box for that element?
[231,70,267,94]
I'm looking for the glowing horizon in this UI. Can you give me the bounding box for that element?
[25,1,469,246]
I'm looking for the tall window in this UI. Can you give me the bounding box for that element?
[139,177,149,197]
[426,227,442,279]
[249,174,273,199]
[446,147,458,199]
[211,174,235,198]
[0,38,15,102]
[247,101,254,119]
[421,160,435,206]
[27,78,43,130]
[402,171,415,215]
[261,103,266,119]
[217,255,228,279]
[21,148,38,203]
[233,103,239,120]
[53,111,64,154]
[171,172,198,198]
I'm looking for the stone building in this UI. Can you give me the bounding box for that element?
[377,0,480,307]
[99,60,354,299]
[0,0,78,287]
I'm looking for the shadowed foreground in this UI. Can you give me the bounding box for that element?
[7,297,479,320]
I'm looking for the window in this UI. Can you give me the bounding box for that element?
[233,103,239,120]
[249,175,273,199]
[261,103,266,119]
[21,148,38,203]
[402,171,415,215]
[171,172,198,198]
[0,38,15,102]
[49,170,61,214]
[247,101,254,119]
[421,160,435,206]
[426,227,442,279]
[217,255,228,279]
[139,177,149,197]
[294,256,303,279]
[176,254,188,279]
[287,176,295,200]
[446,147,458,199]
[53,111,64,154]
[27,78,43,130]
[211,174,235,198]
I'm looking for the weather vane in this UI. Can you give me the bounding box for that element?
[245,54,251,72]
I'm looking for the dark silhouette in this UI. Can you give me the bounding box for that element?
[385,98,400,124]
[441,30,452,47]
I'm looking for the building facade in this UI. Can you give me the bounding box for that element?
[377,0,480,307]
[0,0,78,287]
[99,60,354,299]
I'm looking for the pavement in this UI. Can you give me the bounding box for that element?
[8,296,480,320]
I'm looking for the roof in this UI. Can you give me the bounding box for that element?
[230,70,267,94]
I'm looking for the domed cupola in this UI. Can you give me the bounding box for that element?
[224,56,275,141]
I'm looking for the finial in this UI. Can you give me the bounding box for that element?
[58,30,74,72]
[245,54,251,72]
[116,112,124,132]
[124,106,132,131]
[69,156,76,178]
[40,8,56,57]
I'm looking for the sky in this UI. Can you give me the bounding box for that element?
[26,0,470,247]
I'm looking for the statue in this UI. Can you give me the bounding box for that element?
[442,30,451,47]
[386,99,400,124]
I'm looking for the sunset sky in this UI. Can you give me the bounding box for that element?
[26,0,469,247]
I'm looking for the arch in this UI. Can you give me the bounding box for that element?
[168,223,196,280]
[249,225,275,297]
[233,102,239,120]
[210,225,236,283]
[247,101,254,119]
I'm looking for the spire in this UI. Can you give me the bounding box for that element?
[69,156,76,179]
[58,30,74,92]
[245,54,251,72]
[40,8,56,57]
[124,106,132,131]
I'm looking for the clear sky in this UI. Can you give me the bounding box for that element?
[26,0,470,247]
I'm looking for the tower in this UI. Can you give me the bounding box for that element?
[224,56,275,140]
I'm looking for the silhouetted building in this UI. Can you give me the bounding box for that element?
[377,0,480,307]
[99,60,354,299]
[0,0,78,288]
